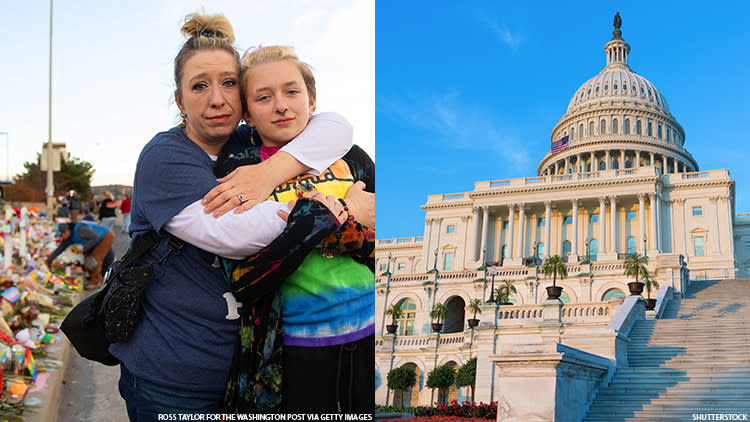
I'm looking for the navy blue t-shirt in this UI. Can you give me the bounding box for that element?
[110,126,248,393]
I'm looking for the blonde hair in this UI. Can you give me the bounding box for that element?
[103,191,114,200]
[174,12,240,96]
[240,46,316,108]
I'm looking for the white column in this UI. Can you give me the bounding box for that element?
[673,157,678,174]
[571,198,579,260]
[599,197,607,255]
[544,201,552,258]
[517,204,526,258]
[565,157,570,174]
[650,152,655,167]
[590,152,595,171]
[649,193,657,254]
[662,155,668,173]
[507,204,516,260]
[554,162,559,175]
[609,196,618,256]
[711,197,721,255]
[635,150,641,168]
[656,194,662,252]
[471,208,481,262]
[424,217,433,271]
[638,194,646,255]
[618,151,624,169]
[605,150,610,170]
[480,206,490,260]
[577,154,582,173]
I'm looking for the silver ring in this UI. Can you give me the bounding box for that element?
[237,193,245,203]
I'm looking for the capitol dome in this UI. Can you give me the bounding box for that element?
[537,13,697,177]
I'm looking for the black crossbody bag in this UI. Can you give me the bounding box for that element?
[61,230,184,366]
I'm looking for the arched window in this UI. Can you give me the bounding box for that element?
[624,118,630,134]
[589,121,595,137]
[658,122,663,139]
[589,239,599,261]
[562,240,572,259]
[612,159,619,169]
[571,127,575,140]
[636,119,642,135]
[625,159,632,169]
[579,123,584,139]
[599,159,606,170]
[647,120,653,136]
[396,299,417,336]
[600,119,606,134]
[627,236,637,255]
[602,288,626,301]
[612,119,618,134]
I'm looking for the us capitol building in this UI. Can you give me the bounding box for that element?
[374,14,750,415]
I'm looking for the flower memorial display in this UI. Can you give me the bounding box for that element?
[0,206,83,416]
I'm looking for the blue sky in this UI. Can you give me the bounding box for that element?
[376,2,750,239]
[0,0,373,185]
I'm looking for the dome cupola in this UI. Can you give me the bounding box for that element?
[537,13,697,177]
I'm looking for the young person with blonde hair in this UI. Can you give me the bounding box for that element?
[215,45,374,413]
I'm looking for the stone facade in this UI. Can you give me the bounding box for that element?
[375,15,743,409]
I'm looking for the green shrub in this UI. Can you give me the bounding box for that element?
[387,366,416,392]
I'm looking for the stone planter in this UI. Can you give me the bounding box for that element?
[500,302,515,306]
[431,322,443,332]
[467,318,479,328]
[628,281,645,296]
[546,285,563,299]
[645,298,657,310]
[386,324,398,334]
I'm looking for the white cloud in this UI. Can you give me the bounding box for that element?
[472,10,523,52]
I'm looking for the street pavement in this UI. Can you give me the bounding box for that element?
[56,225,130,422]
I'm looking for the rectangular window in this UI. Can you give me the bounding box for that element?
[443,252,454,271]
[398,263,406,270]
[658,122,663,138]
[379,263,387,272]
[538,218,545,227]
[692,206,702,216]
[446,225,456,234]
[694,236,704,257]
[626,211,637,221]
[563,216,572,225]
[745,241,750,250]
[590,214,599,223]
[647,120,653,136]
[502,221,509,229]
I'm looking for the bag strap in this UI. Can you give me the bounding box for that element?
[103,230,160,283]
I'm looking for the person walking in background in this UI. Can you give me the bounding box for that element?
[46,221,115,289]
[119,194,131,234]
[98,191,117,230]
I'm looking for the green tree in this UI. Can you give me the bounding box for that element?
[542,255,568,287]
[468,298,482,319]
[623,254,649,284]
[495,280,518,303]
[430,303,448,324]
[15,152,95,201]
[387,366,416,407]
[426,363,456,405]
[455,357,477,402]
[640,266,660,299]
[385,302,404,326]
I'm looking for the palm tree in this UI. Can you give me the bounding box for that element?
[385,302,404,333]
[468,298,482,320]
[640,267,660,299]
[624,253,649,295]
[430,303,448,323]
[430,303,449,332]
[542,255,568,287]
[494,280,518,304]
[623,254,649,284]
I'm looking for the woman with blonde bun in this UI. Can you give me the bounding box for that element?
[110,12,366,418]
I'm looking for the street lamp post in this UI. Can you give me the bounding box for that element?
[585,239,591,262]
[487,265,498,303]
[643,235,648,258]
[46,0,55,209]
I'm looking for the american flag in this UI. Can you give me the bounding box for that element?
[551,135,569,153]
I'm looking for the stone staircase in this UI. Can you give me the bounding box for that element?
[584,279,750,421]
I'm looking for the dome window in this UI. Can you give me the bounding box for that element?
[614,83,618,90]
[604,84,609,90]
[612,119,618,134]
[596,86,600,93]
[588,89,591,95]
[624,118,630,135]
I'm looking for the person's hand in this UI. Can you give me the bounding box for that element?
[202,163,278,218]
[344,181,374,228]
[277,193,348,225]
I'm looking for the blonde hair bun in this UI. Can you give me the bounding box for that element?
[181,12,235,43]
